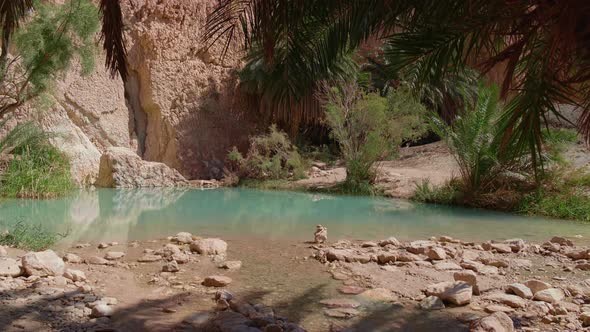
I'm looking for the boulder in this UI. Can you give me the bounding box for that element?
[190,238,228,255]
[64,269,86,282]
[533,288,564,303]
[95,147,189,188]
[202,275,232,287]
[507,283,533,299]
[470,312,514,332]
[425,281,472,305]
[0,257,22,277]
[524,280,552,294]
[427,247,447,260]
[21,250,65,277]
[172,232,194,244]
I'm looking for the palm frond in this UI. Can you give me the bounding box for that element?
[0,0,33,69]
[99,0,127,81]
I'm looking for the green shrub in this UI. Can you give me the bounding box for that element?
[322,81,428,192]
[412,180,460,205]
[226,125,307,181]
[520,189,590,222]
[0,221,66,251]
[0,128,74,198]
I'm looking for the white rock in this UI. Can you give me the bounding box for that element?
[533,288,564,303]
[425,281,472,305]
[524,280,552,294]
[64,269,86,282]
[21,250,65,277]
[190,238,227,255]
[507,283,533,299]
[0,257,22,277]
[91,303,114,317]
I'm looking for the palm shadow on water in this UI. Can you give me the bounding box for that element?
[0,284,485,332]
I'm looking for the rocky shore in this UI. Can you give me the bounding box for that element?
[1,232,589,331]
[313,235,590,331]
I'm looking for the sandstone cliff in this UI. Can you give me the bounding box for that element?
[9,0,260,186]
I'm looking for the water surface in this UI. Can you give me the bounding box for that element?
[0,188,588,245]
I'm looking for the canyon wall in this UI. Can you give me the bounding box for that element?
[11,0,259,185]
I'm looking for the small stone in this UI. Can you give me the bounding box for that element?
[64,269,86,282]
[507,283,533,299]
[63,253,82,264]
[202,275,232,287]
[319,298,361,308]
[533,288,564,303]
[397,252,422,262]
[98,243,109,249]
[219,261,242,270]
[454,270,479,295]
[482,242,512,254]
[434,261,462,271]
[85,256,110,265]
[190,238,228,255]
[137,254,162,262]
[427,247,447,260]
[425,281,472,305]
[173,232,194,244]
[406,240,435,254]
[524,279,552,294]
[487,293,527,308]
[504,238,526,252]
[378,237,400,247]
[162,261,179,273]
[91,304,114,318]
[420,296,445,310]
[470,312,514,332]
[104,252,125,260]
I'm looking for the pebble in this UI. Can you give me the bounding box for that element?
[202,275,232,287]
[104,252,126,260]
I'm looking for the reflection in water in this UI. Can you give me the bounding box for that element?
[0,188,589,245]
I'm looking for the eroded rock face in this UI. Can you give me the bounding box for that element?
[96,147,189,188]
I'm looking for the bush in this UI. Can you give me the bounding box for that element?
[412,179,460,205]
[322,81,428,191]
[0,124,74,198]
[226,125,307,181]
[0,220,66,251]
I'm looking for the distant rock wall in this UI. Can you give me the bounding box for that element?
[5,0,260,186]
